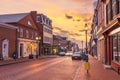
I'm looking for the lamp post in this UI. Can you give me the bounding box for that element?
[84,23,88,55]
[36,36,41,56]
[81,40,83,53]
[79,23,88,61]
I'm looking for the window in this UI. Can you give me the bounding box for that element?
[26,30,29,38]
[31,32,34,39]
[112,33,120,63]
[20,28,23,37]
[118,0,120,13]
[36,16,40,22]
[106,4,108,24]
[112,0,117,17]
[112,34,118,61]
[118,33,120,63]
[17,28,19,32]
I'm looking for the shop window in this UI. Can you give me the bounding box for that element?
[112,34,118,61]
[112,33,120,63]
[118,33,120,63]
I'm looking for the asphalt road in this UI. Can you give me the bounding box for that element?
[0,56,83,80]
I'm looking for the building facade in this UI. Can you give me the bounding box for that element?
[96,0,106,62]
[36,13,53,55]
[102,0,120,70]
[0,23,17,60]
[0,12,39,58]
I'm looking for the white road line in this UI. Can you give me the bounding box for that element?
[73,61,83,80]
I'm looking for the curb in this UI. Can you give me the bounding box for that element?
[0,55,58,66]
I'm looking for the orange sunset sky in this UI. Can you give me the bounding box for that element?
[0,0,98,47]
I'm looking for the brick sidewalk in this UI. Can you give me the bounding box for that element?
[0,55,57,66]
[78,55,120,80]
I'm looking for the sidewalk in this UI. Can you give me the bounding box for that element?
[0,55,57,66]
[78,55,120,80]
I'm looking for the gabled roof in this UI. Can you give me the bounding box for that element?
[0,13,28,23]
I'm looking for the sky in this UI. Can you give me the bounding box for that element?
[0,0,98,48]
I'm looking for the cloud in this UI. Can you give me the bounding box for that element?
[83,17,92,22]
[54,27,62,31]
[60,30,69,34]
[65,14,73,19]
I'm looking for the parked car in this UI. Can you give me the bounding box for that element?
[58,52,65,56]
[65,51,73,56]
[72,51,82,60]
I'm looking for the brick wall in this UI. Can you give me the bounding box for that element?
[0,25,16,58]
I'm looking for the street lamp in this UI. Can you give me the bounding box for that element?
[84,23,88,55]
[36,36,41,56]
[79,23,88,60]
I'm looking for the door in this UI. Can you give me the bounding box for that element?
[2,39,9,58]
[20,44,23,57]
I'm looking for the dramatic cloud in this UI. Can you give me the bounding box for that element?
[54,27,62,31]
[0,0,96,47]
[83,17,92,22]
[65,14,73,19]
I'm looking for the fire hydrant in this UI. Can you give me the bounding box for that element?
[84,60,90,73]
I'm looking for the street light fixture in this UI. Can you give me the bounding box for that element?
[36,36,41,56]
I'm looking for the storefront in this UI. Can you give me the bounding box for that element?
[102,18,120,71]
[18,38,38,58]
[109,27,120,71]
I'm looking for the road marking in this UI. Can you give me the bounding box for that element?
[73,61,82,80]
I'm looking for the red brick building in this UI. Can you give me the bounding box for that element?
[0,23,17,60]
[0,12,39,58]
[102,0,120,71]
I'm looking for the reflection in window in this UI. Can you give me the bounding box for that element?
[112,33,120,63]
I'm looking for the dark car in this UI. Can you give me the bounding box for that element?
[72,51,82,60]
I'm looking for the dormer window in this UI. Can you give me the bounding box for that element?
[28,20,32,26]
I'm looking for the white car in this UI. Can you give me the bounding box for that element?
[58,52,65,56]
[72,52,82,60]
[65,51,73,56]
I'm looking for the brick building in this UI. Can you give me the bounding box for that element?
[0,12,39,58]
[91,0,120,71]
[0,23,17,60]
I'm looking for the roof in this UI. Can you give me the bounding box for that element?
[0,23,18,29]
[0,13,28,23]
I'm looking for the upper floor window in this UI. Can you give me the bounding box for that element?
[36,16,40,22]
[31,32,34,39]
[17,28,19,32]
[20,28,23,37]
[26,30,29,38]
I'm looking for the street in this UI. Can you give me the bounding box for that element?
[0,56,82,80]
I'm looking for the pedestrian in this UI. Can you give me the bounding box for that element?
[84,59,90,73]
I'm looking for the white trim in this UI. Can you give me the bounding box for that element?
[2,39,9,58]
[98,36,104,40]
[96,27,102,35]
[109,26,120,35]
[18,38,37,42]
[0,23,18,30]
